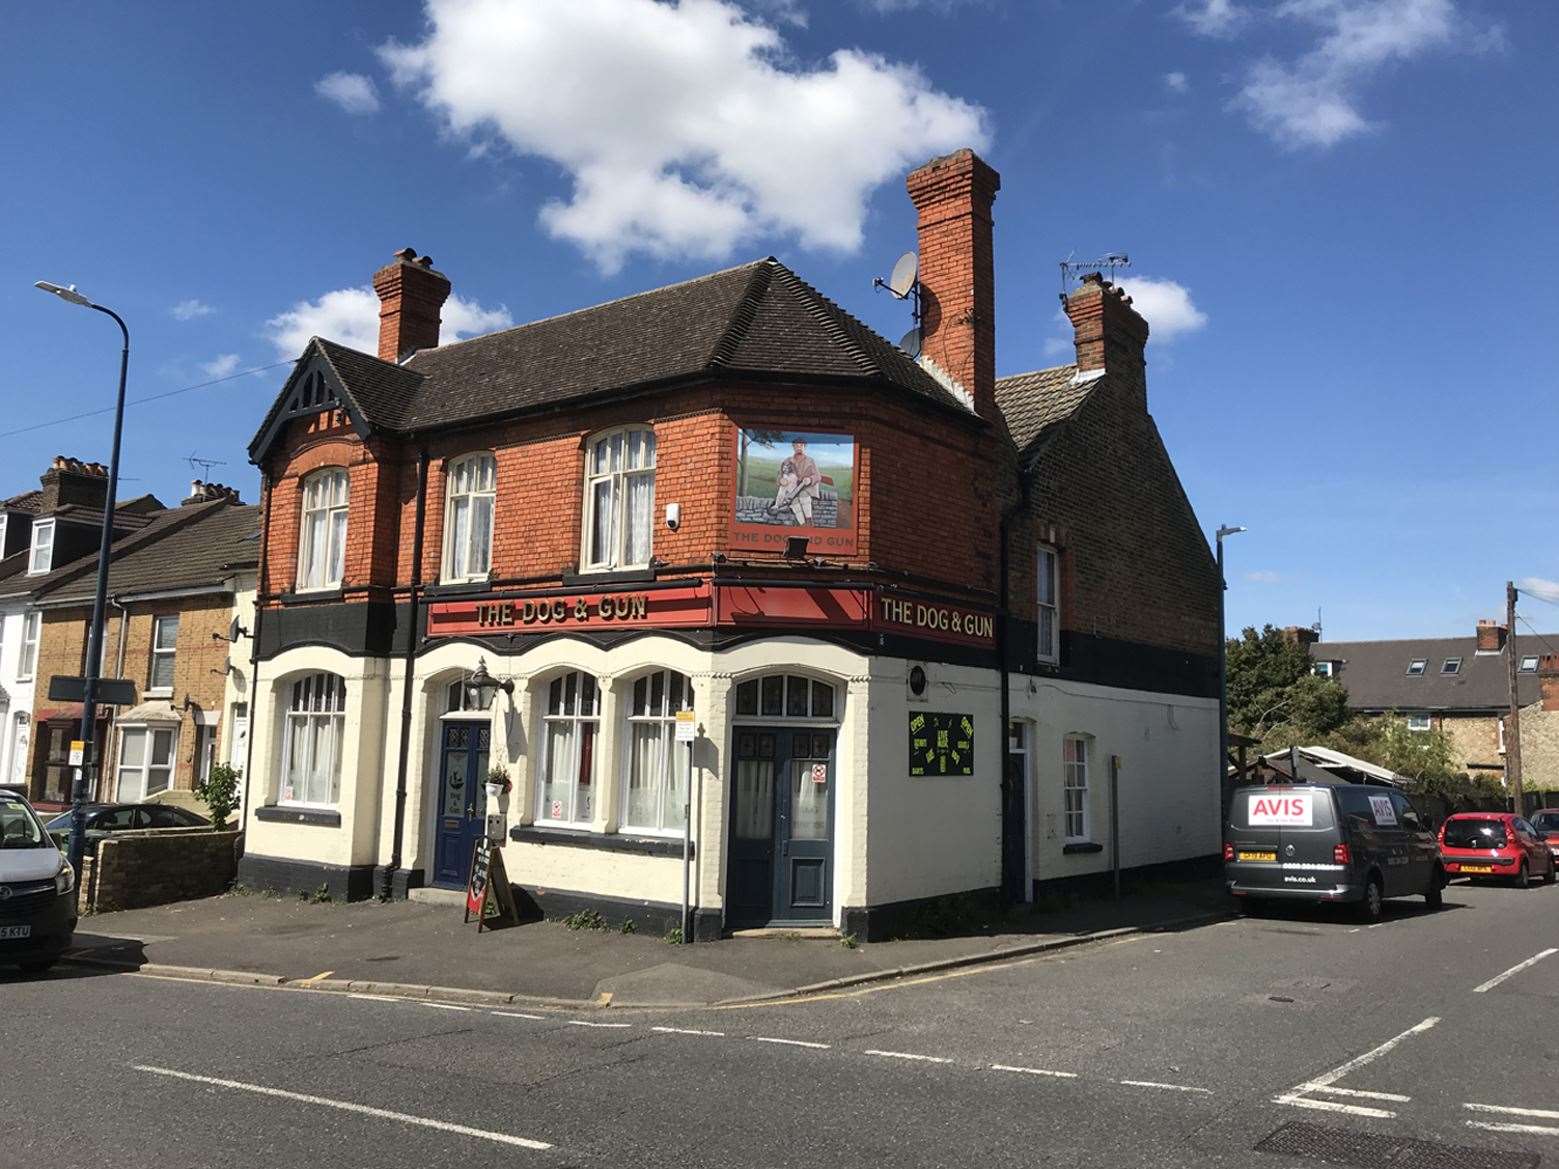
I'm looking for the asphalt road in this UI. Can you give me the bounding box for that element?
[4,878,1556,1168]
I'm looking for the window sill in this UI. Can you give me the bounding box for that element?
[561,567,655,587]
[255,805,341,827]
[143,688,172,699]
[1062,841,1104,854]
[280,588,345,604]
[426,579,492,597]
[509,824,690,858]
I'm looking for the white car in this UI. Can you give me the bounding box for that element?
[0,790,77,974]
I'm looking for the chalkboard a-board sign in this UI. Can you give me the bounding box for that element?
[908,711,975,777]
[464,838,516,931]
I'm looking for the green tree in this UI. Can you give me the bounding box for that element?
[1226,625,1350,749]
[195,762,242,830]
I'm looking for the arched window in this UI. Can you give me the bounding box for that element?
[297,469,349,591]
[622,670,691,834]
[281,673,347,806]
[537,671,600,826]
[582,428,656,571]
[442,453,496,583]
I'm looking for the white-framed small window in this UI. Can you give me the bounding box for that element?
[622,670,691,835]
[1063,735,1090,842]
[147,614,180,693]
[445,678,496,714]
[582,427,656,571]
[537,671,600,826]
[1406,713,1432,732]
[17,612,40,681]
[732,674,837,720]
[1440,657,1461,675]
[27,519,54,575]
[280,673,346,806]
[296,468,349,591]
[115,725,176,801]
[1406,659,1427,676]
[1037,545,1059,664]
[1520,655,1539,673]
[1497,717,1507,755]
[1313,661,1334,677]
[442,453,496,583]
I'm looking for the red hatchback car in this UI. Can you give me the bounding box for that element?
[1439,813,1557,886]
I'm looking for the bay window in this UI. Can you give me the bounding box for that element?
[442,453,496,582]
[538,671,599,825]
[297,469,349,591]
[116,725,176,801]
[582,428,656,571]
[622,670,691,834]
[280,673,346,806]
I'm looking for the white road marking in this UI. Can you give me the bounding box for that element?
[651,1026,725,1037]
[1118,1080,1213,1095]
[1303,1084,1410,1102]
[748,1036,830,1049]
[1472,948,1557,994]
[1466,1102,1559,1121]
[414,1002,472,1012]
[863,1050,953,1064]
[491,1011,546,1021]
[1467,1120,1559,1137]
[346,993,401,1003]
[565,1020,631,1029]
[1272,1015,1439,1119]
[990,1064,1078,1079]
[133,1065,551,1150]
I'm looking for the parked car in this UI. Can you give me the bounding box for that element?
[43,803,209,853]
[1438,813,1556,887]
[1224,783,1443,921]
[1530,809,1559,867]
[0,790,78,974]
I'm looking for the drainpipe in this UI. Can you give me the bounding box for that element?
[997,475,1033,905]
[103,595,129,802]
[380,446,429,901]
[239,473,270,826]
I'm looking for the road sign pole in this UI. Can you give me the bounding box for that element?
[675,708,697,944]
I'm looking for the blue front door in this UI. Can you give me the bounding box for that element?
[433,721,491,889]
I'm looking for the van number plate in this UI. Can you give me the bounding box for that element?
[1238,850,1277,863]
[0,925,31,939]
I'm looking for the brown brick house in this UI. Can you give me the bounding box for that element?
[240,148,1221,938]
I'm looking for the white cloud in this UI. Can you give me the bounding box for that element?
[1233,0,1499,149]
[1175,0,1247,37]
[1245,569,1281,584]
[171,298,213,321]
[1519,577,1559,605]
[200,354,241,379]
[1165,71,1190,93]
[859,0,983,11]
[316,71,382,115]
[266,286,513,357]
[1115,276,1208,340]
[379,0,987,272]
[745,0,806,24]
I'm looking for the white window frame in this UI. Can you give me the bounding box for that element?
[580,427,656,573]
[1440,657,1461,675]
[115,724,177,801]
[620,669,692,836]
[1406,659,1427,676]
[441,453,497,584]
[1062,734,1090,843]
[147,614,180,694]
[1036,545,1060,664]
[279,673,346,808]
[1406,713,1432,732]
[296,469,349,592]
[1497,717,1507,755]
[536,671,601,827]
[27,519,54,576]
[1313,661,1334,678]
[17,612,40,681]
[1520,655,1539,673]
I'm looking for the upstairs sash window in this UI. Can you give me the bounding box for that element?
[297,469,349,591]
[583,428,656,571]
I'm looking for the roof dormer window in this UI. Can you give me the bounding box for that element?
[27,519,54,575]
[1520,655,1539,672]
[1405,659,1427,676]
[1440,657,1461,675]
[1312,661,1334,678]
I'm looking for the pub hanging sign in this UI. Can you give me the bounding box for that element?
[909,711,975,777]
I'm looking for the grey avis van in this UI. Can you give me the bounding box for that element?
[1224,783,1444,921]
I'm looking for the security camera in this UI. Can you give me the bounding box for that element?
[665,502,681,532]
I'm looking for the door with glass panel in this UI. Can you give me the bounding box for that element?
[729,721,836,926]
[433,721,491,888]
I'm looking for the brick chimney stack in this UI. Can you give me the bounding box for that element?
[906,149,1000,418]
[1539,654,1559,712]
[1064,273,1150,386]
[1281,625,1319,649]
[372,247,451,364]
[182,480,243,506]
[39,454,110,513]
[1476,618,1507,653]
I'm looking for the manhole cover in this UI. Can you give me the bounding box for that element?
[1255,1121,1539,1169]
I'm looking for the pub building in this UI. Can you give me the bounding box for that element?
[238,148,1222,939]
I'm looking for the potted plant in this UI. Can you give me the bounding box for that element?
[485,764,511,803]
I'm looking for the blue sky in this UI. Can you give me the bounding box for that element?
[3,0,1555,641]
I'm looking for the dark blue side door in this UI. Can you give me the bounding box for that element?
[433,721,491,889]
[728,727,835,926]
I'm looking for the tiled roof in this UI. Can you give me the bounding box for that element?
[2,489,42,514]
[292,258,965,439]
[1312,636,1552,713]
[994,364,1096,455]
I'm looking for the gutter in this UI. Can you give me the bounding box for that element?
[380,447,429,900]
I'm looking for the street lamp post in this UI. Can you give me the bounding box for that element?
[34,280,129,879]
[1216,525,1246,821]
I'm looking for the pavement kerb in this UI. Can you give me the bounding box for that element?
[62,954,286,988]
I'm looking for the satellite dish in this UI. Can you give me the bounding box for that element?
[898,326,922,358]
[887,252,918,299]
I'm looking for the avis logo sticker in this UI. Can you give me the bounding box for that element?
[1247,792,1314,827]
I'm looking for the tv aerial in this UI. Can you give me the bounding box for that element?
[873,251,923,358]
[186,451,227,479]
[1059,252,1130,292]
